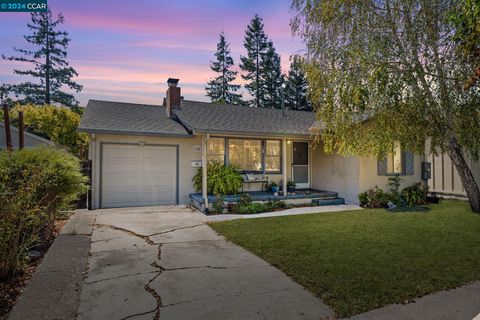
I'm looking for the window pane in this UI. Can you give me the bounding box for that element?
[386,146,403,174]
[228,139,262,171]
[266,140,280,156]
[265,140,281,172]
[265,156,280,172]
[207,138,224,164]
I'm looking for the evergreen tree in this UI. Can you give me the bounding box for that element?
[284,56,311,111]
[240,15,269,107]
[2,10,82,107]
[261,42,284,109]
[205,32,243,105]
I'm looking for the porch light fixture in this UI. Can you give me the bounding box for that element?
[287,140,291,145]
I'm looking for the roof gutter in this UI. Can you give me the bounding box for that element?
[191,129,314,140]
[76,127,194,138]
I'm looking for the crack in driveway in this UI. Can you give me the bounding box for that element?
[92,224,164,319]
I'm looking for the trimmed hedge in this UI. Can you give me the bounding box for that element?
[0,146,88,279]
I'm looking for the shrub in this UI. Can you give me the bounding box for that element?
[0,146,88,279]
[239,193,252,206]
[237,203,268,214]
[192,162,243,196]
[212,196,225,214]
[234,199,286,214]
[401,183,428,207]
[264,199,286,211]
[358,186,391,208]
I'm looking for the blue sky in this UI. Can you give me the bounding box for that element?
[0,0,305,105]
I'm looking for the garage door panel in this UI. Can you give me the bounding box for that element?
[103,145,141,160]
[103,175,141,188]
[101,144,177,208]
[143,165,176,175]
[141,176,176,187]
[103,192,141,208]
[142,191,176,203]
[103,162,141,175]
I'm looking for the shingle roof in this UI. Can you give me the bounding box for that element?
[78,99,317,137]
[175,100,316,137]
[77,100,191,136]
[1,122,55,149]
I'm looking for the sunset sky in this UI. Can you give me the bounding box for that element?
[0,0,305,106]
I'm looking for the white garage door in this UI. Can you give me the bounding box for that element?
[101,144,178,208]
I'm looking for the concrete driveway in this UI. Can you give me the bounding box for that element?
[77,205,333,320]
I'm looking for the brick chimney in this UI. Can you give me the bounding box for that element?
[165,78,181,118]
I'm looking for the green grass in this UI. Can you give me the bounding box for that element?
[209,200,480,317]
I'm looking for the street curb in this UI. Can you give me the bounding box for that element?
[8,211,95,320]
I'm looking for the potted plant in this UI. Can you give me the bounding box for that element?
[269,181,279,194]
[287,179,296,194]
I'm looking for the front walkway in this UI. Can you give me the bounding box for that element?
[76,205,334,320]
[207,204,362,222]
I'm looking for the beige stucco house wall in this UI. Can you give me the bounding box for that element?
[310,144,360,204]
[358,155,423,193]
[310,141,424,204]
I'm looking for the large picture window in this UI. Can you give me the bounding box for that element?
[206,137,283,173]
[265,140,281,172]
[228,139,262,171]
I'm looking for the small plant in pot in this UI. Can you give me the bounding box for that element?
[287,179,296,194]
[269,181,279,194]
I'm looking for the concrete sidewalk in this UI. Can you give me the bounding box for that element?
[346,281,480,320]
[76,205,334,320]
[8,210,95,320]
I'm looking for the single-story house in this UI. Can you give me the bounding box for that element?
[1,122,55,149]
[78,78,424,209]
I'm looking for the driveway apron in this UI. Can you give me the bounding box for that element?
[76,205,333,320]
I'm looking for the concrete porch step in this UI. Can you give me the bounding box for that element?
[311,197,345,206]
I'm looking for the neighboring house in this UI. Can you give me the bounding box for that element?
[425,140,480,198]
[78,78,424,209]
[0,122,55,149]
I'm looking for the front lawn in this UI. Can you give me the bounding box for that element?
[209,200,480,317]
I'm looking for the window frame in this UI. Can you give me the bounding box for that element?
[377,150,414,176]
[207,137,283,174]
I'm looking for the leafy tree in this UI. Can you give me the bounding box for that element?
[2,10,82,107]
[450,0,480,89]
[261,42,284,109]
[291,0,480,212]
[1,104,88,156]
[240,15,269,107]
[205,32,243,105]
[284,56,311,111]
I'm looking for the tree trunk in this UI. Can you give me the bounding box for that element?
[45,18,51,105]
[447,136,480,213]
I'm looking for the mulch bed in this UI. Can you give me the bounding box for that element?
[0,219,68,320]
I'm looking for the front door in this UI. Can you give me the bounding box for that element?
[292,141,309,189]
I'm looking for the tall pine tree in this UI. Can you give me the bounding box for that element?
[2,10,82,107]
[261,42,284,109]
[284,56,311,111]
[205,32,243,105]
[240,15,269,108]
